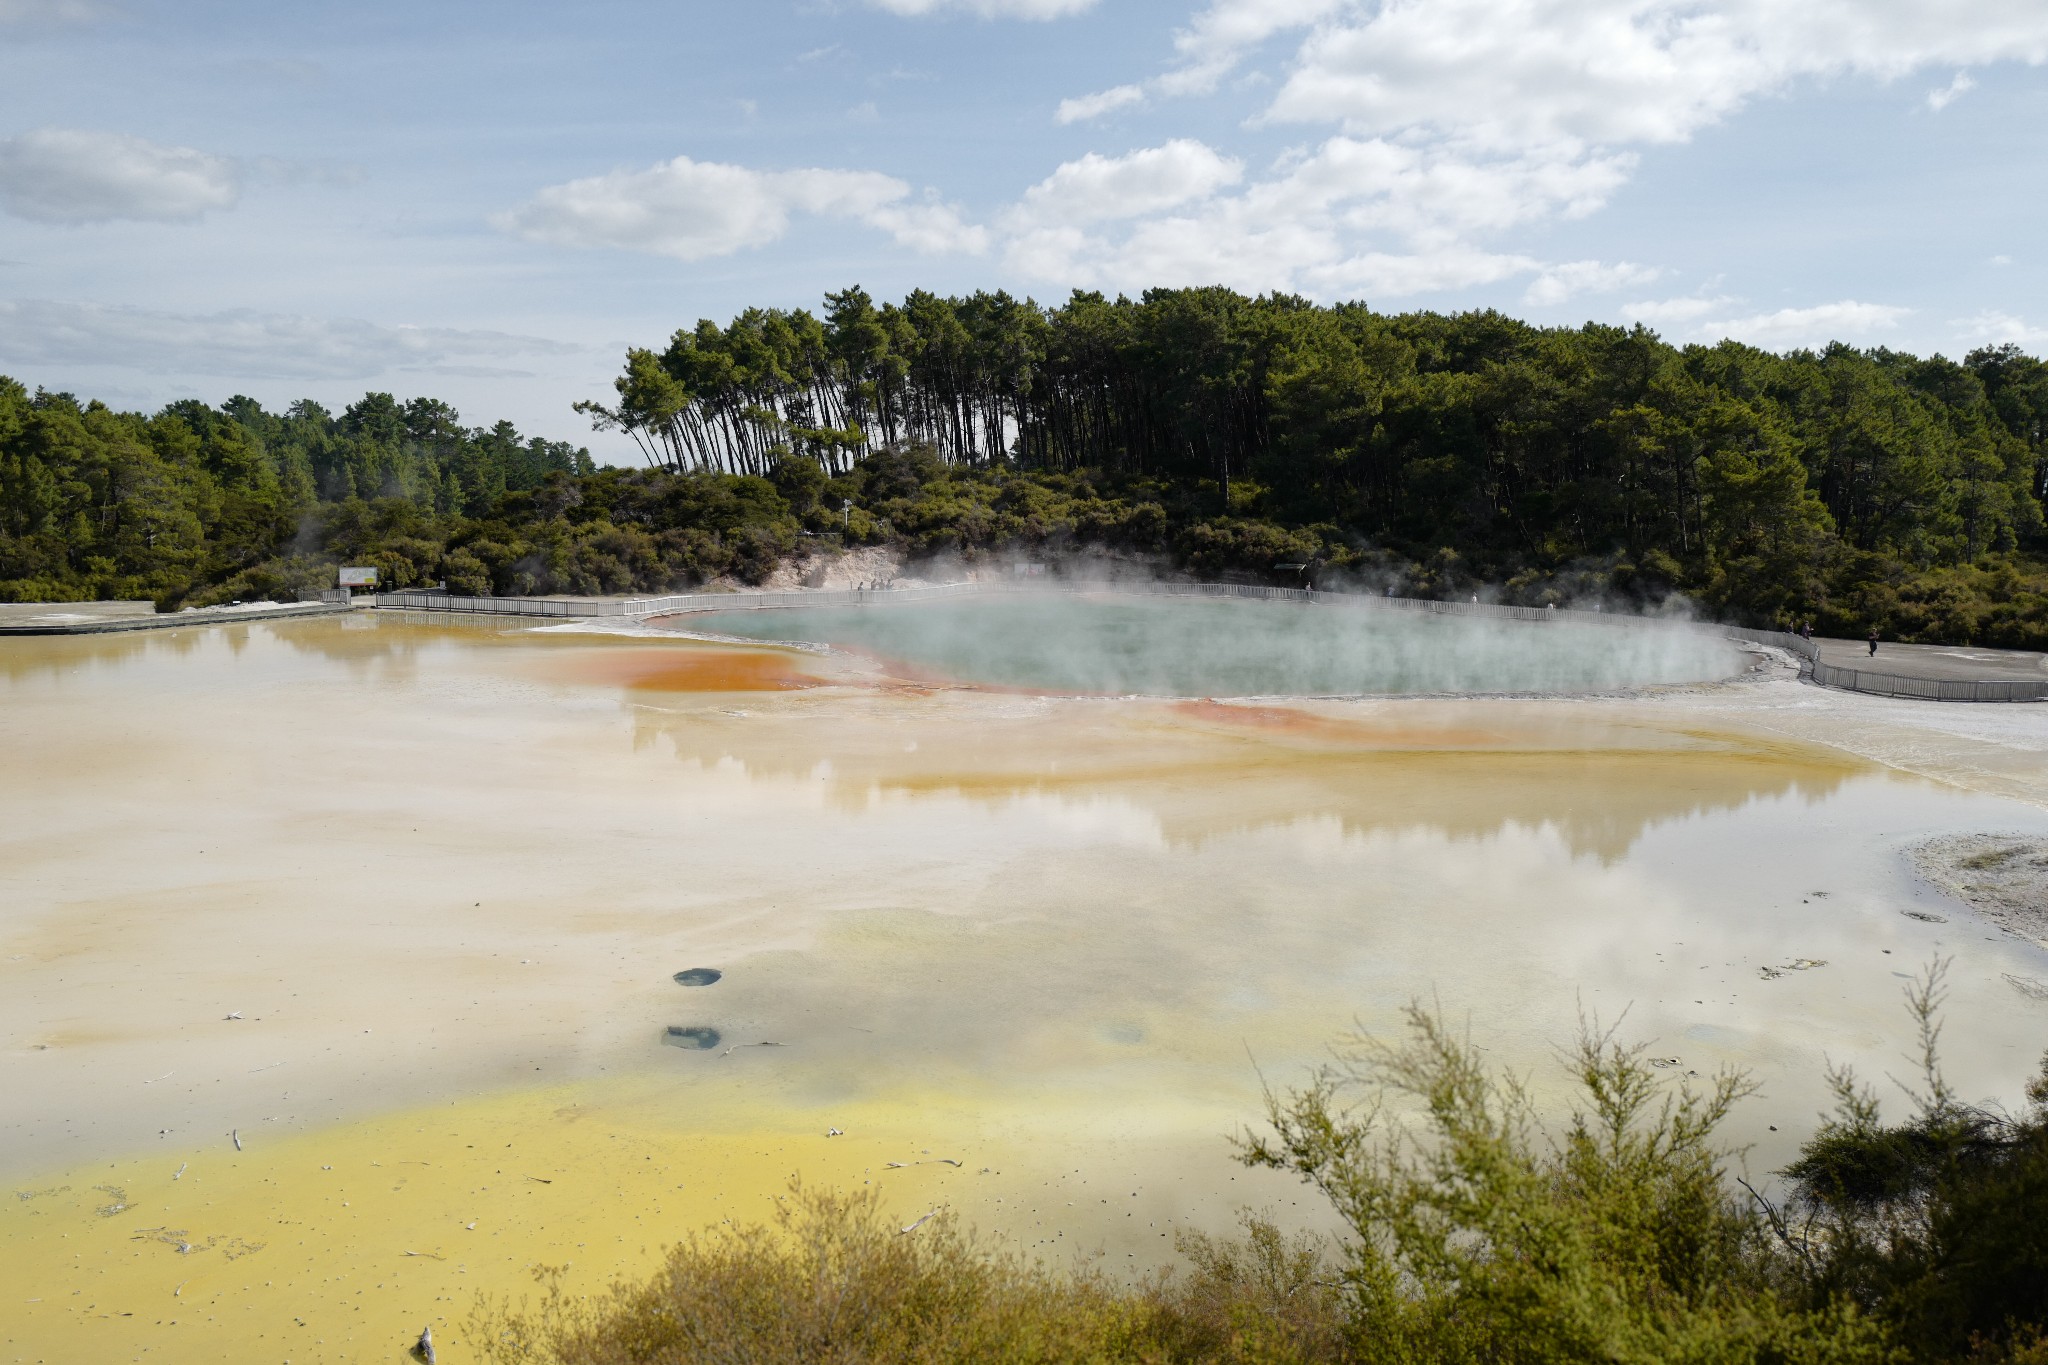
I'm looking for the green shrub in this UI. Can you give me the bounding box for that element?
[1238,1004,1893,1364]
[1775,962,2048,1362]
[468,1183,1168,1365]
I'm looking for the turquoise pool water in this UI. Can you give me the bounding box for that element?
[687,595,1743,696]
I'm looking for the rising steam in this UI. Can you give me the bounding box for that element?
[691,592,1743,697]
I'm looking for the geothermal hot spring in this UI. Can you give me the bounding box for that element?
[682,594,1746,696]
[4,594,2047,1362]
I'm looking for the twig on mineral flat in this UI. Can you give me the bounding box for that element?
[230,1128,242,1152]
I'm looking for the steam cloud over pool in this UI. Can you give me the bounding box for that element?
[689,595,1744,696]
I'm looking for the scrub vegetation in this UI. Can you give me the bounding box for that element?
[474,967,2048,1365]
[6,288,2048,643]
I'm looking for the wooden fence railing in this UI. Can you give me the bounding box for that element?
[1717,627,2048,703]
[1805,661,2048,702]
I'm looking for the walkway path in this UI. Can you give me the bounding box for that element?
[0,601,350,635]
[1814,637,2048,684]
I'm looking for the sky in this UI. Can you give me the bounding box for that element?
[2,0,2047,462]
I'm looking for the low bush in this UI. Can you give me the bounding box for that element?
[468,1184,1166,1365]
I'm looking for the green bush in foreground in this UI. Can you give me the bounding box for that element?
[469,1186,1346,1365]
[1774,964,2048,1362]
[1239,1006,1887,1364]
[471,967,2047,1364]
[471,1185,1168,1364]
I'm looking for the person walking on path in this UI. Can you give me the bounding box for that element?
[1867,628,1879,657]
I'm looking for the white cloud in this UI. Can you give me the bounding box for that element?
[0,299,586,381]
[1013,140,1242,226]
[1623,296,1909,348]
[1302,137,1632,244]
[1055,0,1342,120]
[1713,301,1911,349]
[1001,135,1630,298]
[1032,0,2048,298]
[1263,0,2048,148]
[1008,217,1346,295]
[1307,247,1535,298]
[1159,0,1345,96]
[865,0,1095,17]
[1004,197,1542,300]
[502,155,985,260]
[863,199,990,254]
[1056,85,1146,124]
[1621,294,1737,327]
[0,129,240,224]
[1955,310,2048,347]
[1524,260,1660,306]
[1927,71,1976,111]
